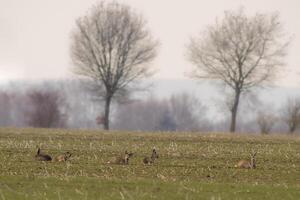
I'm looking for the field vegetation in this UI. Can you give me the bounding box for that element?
[0,128,299,199]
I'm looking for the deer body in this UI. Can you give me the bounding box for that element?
[143,149,159,165]
[107,151,133,165]
[35,148,52,161]
[235,152,257,169]
[235,160,252,169]
[55,152,72,162]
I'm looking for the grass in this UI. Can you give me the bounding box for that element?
[0,128,299,199]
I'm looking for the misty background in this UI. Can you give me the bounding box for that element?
[0,78,299,133]
[1,0,300,133]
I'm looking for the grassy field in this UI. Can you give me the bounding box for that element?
[0,128,299,200]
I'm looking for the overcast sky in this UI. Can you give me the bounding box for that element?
[0,0,299,86]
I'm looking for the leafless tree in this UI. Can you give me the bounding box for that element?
[26,90,67,128]
[0,91,11,126]
[70,1,158,130]
[186,8,289,132]
[169,93,207,131]
[113,97,167,131]
[281,98,300,133]
[113,93,208,131]
[256,111,276,135]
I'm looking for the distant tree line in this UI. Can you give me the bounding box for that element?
[0,80,300,134]
[113,93,209,132]
[0,81,100,129]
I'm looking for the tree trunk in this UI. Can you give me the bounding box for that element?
[230,89,241,133]
[104,95,112,130]
[289,123,296,134]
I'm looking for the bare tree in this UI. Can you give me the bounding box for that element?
[159,108,176,131]
[0,91,11,126]
[26,90,67,128]
[256,111,276,135]
[281,98,300,133]
[169,93,207,131]
[70,1,158,130]
[113,97,168,131]
[113,93,208,131]
[186,8,289,132]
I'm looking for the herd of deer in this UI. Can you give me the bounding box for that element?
[34,147,257,169]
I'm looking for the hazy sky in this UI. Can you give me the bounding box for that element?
[0,0,300,86]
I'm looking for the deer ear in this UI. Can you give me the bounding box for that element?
[66,152,72,157]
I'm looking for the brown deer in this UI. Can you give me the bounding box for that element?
[107,151,134,165]
[55,152,72,162]
[143,148,159,165]
[235,151,257,169]
[35,147,52,161]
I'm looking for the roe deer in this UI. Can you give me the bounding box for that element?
[107,151,133,165]
[35,147,52,161]
[143,148,159,165]
[55,152,72,162]
[235,151,257,169]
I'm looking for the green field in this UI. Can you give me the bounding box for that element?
[0,128,299,200]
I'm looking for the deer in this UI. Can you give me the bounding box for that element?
[55,152,72,162]
[107,150,134,165]
[143,148,159,165]
[35,147,52,161]
[235,151,257,169]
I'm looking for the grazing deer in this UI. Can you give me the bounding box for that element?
[55,152,72,162]
[107,151,134,165]
[143,148,159,165]
[235,151,257,169]
[35,147,52,161]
